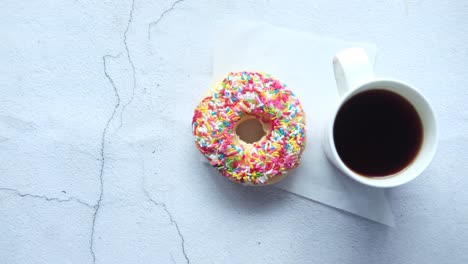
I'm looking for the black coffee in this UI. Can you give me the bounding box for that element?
[333,89,423,177]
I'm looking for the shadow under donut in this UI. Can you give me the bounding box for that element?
[197,154,291,214]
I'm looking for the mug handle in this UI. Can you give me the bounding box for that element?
[333,47,375,96]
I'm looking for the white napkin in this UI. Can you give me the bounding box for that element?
[213,21,395,226]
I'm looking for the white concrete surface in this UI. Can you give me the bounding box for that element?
[1,0,467,263]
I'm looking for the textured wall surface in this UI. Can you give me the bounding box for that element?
[1,0,467,263]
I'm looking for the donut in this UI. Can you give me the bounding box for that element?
[192,71,306,186]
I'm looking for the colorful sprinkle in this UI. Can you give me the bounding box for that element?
[192,72,306,185]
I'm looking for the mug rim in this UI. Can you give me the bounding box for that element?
[327,78,438,188]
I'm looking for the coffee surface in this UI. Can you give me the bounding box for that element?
[333,89,423,177]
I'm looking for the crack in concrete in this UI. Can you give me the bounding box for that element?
[90,0,136,261]
[147,0,186,40]
[170,253,177,264]
[143,188,190,264]
[89,54,122,264]
[119,0,137,128]
[0,187,94,208]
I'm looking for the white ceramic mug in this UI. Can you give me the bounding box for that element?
[323,47,438,188]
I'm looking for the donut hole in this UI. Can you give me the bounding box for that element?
[235,117,266,144]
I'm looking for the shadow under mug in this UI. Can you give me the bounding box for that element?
[323,48,438,188]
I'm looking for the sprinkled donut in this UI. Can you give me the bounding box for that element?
[192,72,306,185]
